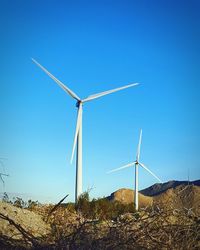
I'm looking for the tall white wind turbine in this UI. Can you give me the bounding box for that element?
[107,129,162,210]
[32,58,139,203]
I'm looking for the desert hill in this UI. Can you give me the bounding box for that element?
[153,184,200,213]
[107,188,153,208]
[108,182,200,213]
[140,179,200,196]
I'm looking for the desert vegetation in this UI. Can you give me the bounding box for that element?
[0,191,200,249]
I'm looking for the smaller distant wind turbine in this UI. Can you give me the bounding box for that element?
[0,173,9,187]
[107,129,162,210]
[0,158,9,187]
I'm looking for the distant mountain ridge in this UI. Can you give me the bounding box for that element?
[107,180,200,212]
[140,180,200,197]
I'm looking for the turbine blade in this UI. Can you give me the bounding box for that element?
[0,173,9,177]
[138,162,162,183]
[32,58,81,101]
[70,105,82,164]
[136,129,142,162]
[82,83,139,103]
[107,162,135,174]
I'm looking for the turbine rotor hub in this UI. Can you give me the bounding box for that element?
[76,100,82,108]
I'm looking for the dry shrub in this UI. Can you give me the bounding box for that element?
[0,195,199,249]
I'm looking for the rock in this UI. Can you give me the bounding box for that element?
[0,201,51,240]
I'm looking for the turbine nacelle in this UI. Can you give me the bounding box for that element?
[76,100,83,108]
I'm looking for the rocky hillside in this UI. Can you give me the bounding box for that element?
[153,184,200,213]
[140,180,200,196]
[0,201,51,241]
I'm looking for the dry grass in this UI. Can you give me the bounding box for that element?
[0,203,199,249]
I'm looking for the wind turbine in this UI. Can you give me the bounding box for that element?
[107,129,162,210]
[0,158,9,187]
[0,173,9,187]
[32,58,139,203]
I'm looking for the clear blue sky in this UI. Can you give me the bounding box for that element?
[0,0,199,203]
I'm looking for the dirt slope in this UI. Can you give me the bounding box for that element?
[108,188,153,208]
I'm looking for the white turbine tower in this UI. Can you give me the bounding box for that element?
[32,58,139,203]
[108,129,162,210]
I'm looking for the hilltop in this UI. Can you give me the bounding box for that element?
[107,188,153,208]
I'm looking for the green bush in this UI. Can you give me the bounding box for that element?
[2,193,40,210]
[2,192,12,204]
[75,191,135,220]
[27,200,39,210]
[76,191,90,217]
[13,197,26,208]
